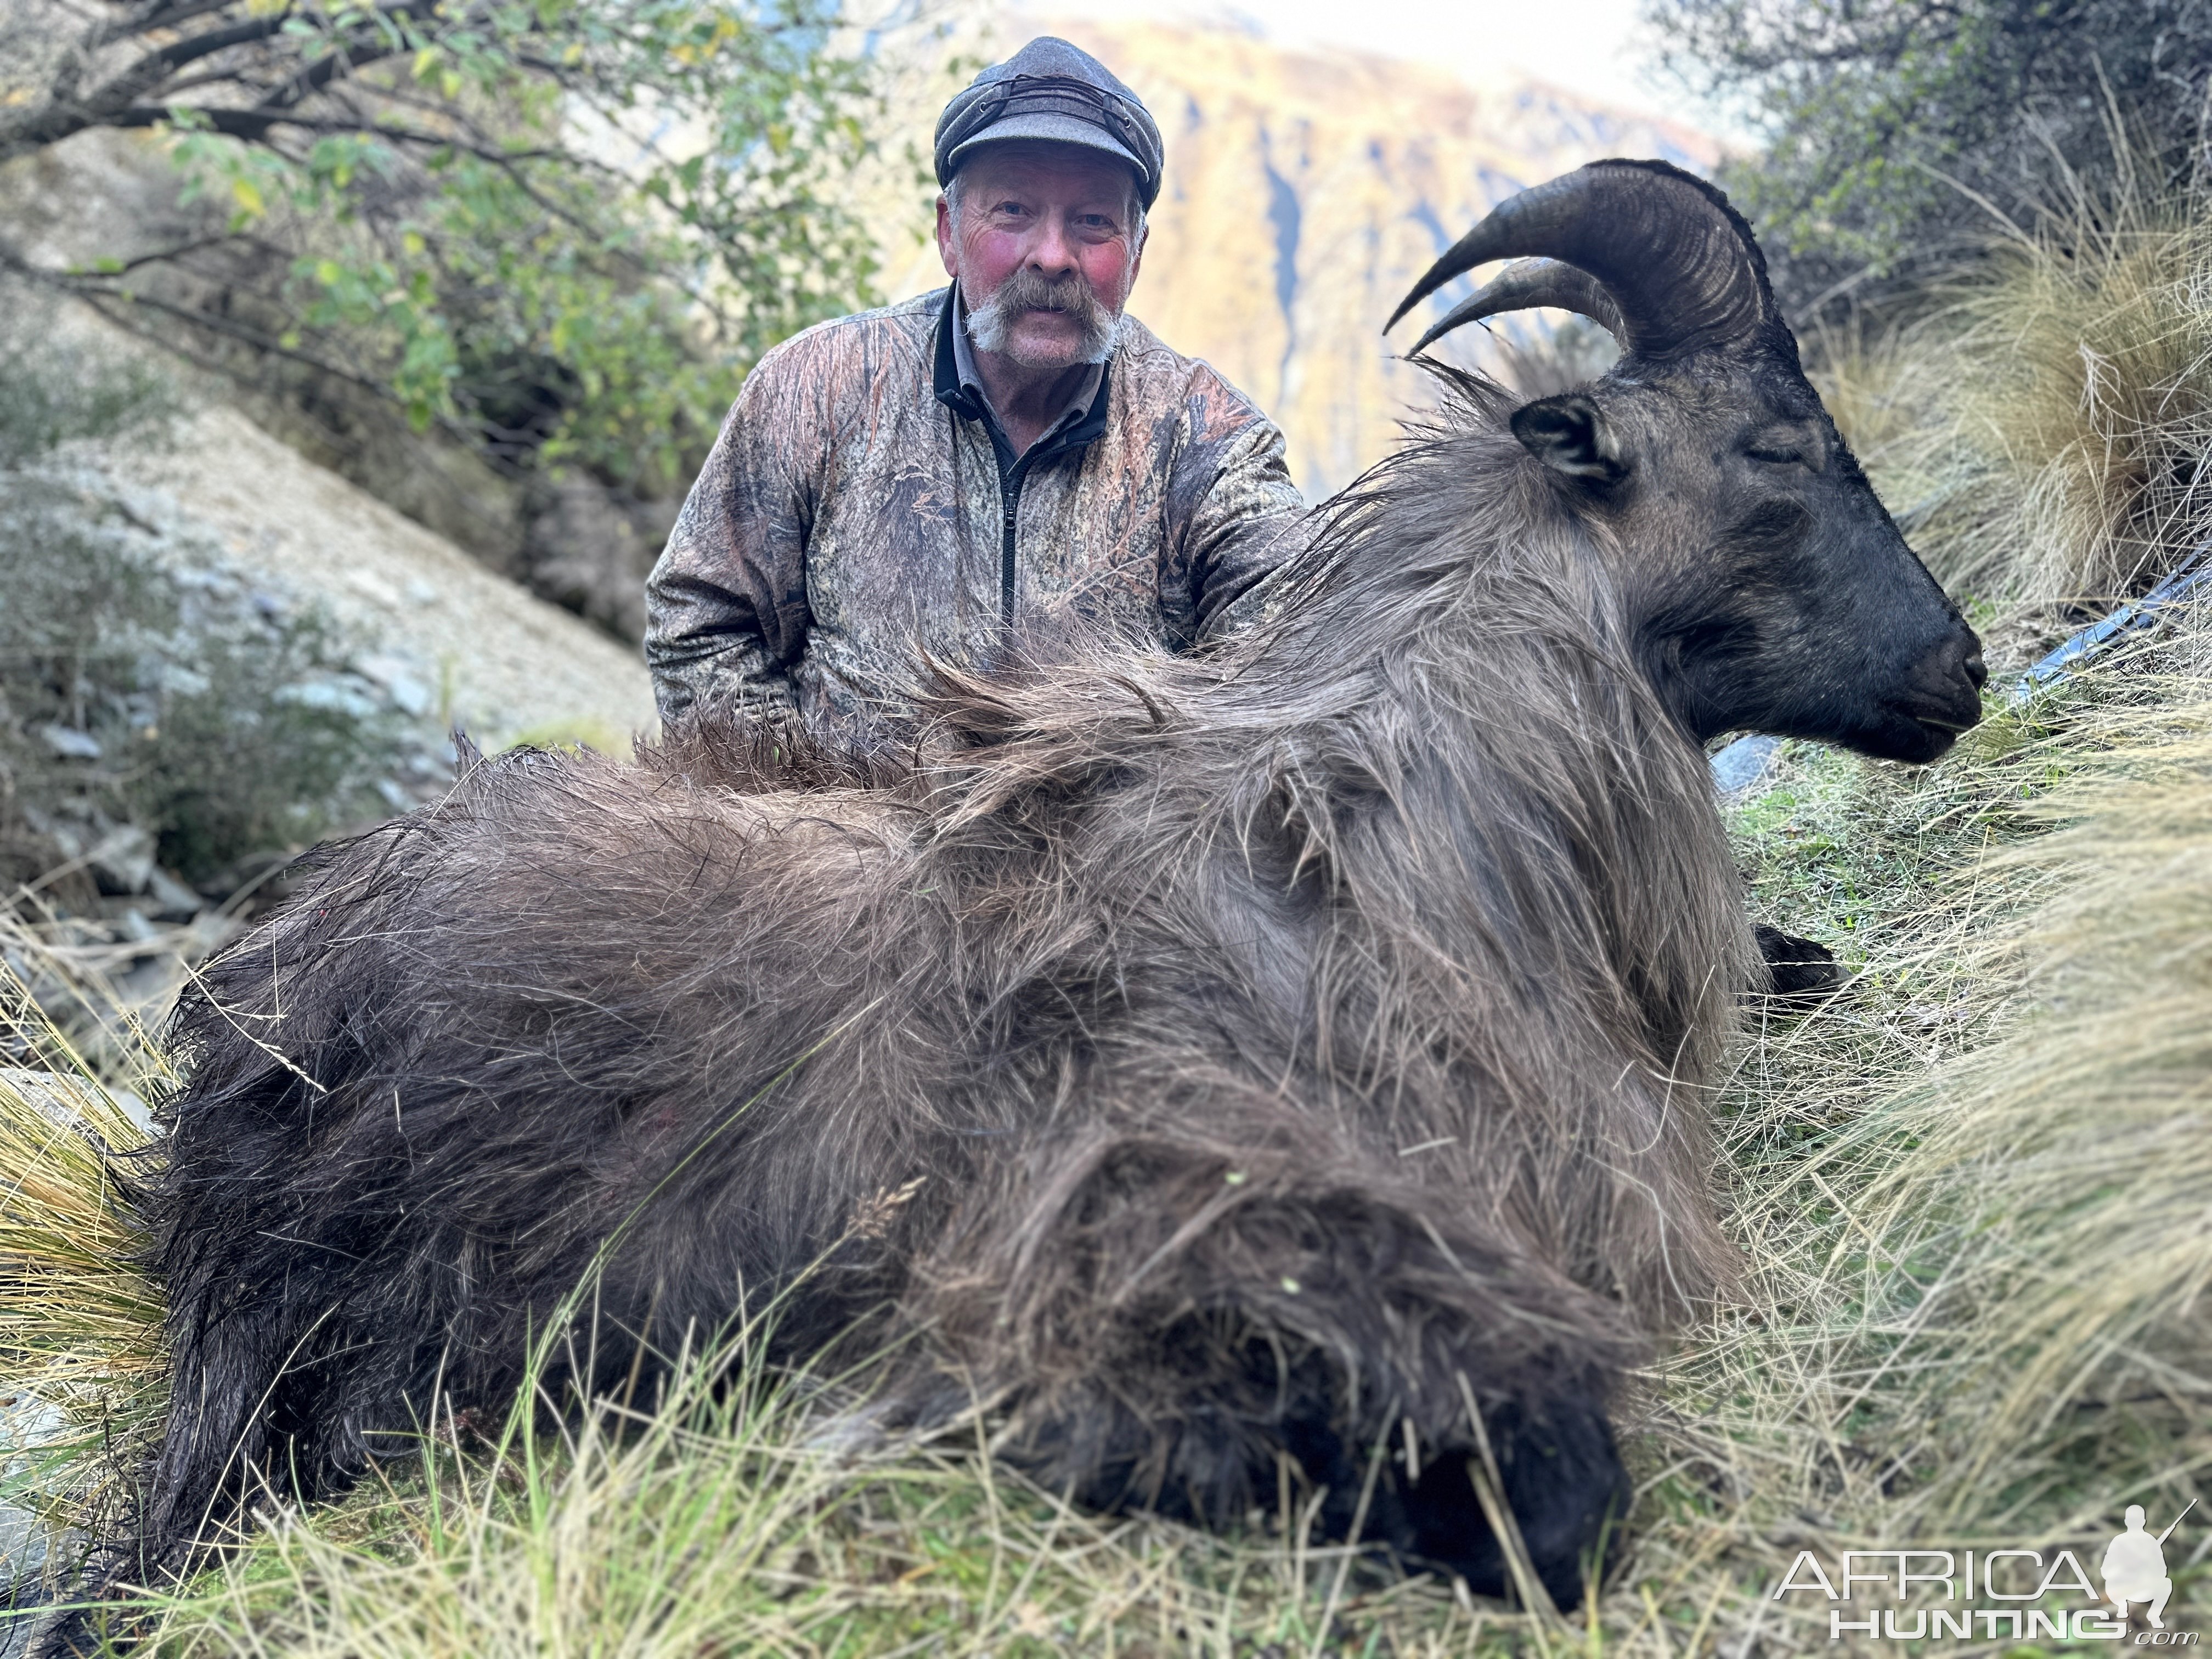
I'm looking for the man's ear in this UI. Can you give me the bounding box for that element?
[1510,394,1627,483]
[935,193,958,280]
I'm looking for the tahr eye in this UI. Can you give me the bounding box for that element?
[1746,444,1804,466]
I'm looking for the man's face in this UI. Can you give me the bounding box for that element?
[936,143,1147,370]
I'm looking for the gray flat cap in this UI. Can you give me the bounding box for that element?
[933,37,1164,209]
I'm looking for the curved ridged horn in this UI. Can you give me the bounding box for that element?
[1385,159,1773,360]
[1407,258,1627,356]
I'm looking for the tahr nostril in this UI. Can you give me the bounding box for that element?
[1963,650,1988,689]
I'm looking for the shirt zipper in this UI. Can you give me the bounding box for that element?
[998,455,1031,628]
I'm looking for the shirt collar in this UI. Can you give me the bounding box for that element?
[940,283,1108,452]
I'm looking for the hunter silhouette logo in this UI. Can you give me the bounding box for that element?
[2104,1502,2192,1631]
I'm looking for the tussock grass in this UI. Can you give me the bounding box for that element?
[1662,647,2212,1649]
[0,960,165,1627]
[0,968,165,1403]
[1861,709,2212,1505]
[5,640,2212,1654]
[0,1063,161,1412]
[1813,158,2212,612]
[106,1377,1490,1657]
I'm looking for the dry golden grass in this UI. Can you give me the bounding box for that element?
[0,968,165,1560]
[1662,651,2212,1649]
[1813,159,2212,610]
[1858,710,2212,1509]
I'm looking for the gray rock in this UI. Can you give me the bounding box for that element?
[86,826,152,894]
[277,676,381,720]
[27,817,82,861]
[356,651,433,717]
[36,726,100,761]
[156,662,210,698]
[185,911,237,961]
[111,956,179,1007]
[144,867,200,919]
[0,1068,152,1138]
[0,1393,64,1610]
[385,674,432,718]
[1710,734,1782,798]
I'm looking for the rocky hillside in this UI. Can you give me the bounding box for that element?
[0,307,654,1035]
[108,405,657,753]
[881,13,1719,497]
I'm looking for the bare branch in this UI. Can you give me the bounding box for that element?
[3,247,496,453]
[95,0,250,48]
[255,4,434,114]
[63,233,237,274]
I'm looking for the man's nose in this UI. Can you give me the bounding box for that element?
[1026,217,1078,276]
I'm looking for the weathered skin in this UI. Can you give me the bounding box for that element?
[643,287,1308,748]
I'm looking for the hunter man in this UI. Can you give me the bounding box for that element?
[644,37,1307,744]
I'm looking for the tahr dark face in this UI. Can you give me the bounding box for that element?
[1387,159,1986,765]
[1510,358,1987,762]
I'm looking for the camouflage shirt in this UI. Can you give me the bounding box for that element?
[644,285,1308,747]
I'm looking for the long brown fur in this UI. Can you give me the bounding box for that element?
[49,316,1986,1647]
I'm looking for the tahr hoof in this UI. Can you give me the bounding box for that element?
[1396,1396,1632,1611]
[1753,924,1841,1009]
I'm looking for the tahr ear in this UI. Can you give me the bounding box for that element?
[1510,394,1627,483]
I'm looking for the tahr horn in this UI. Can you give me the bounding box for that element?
[1406,258,1627,356]
[1386,159,1774,361]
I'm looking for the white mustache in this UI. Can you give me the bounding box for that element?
[969,272,1123,364]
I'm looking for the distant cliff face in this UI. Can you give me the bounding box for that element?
[883,15,1718,499]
